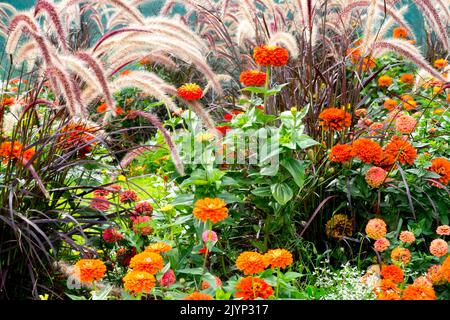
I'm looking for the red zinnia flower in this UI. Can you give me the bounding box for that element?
[319,108,352,131]
[351,138,383,164]
[329,144,353,163]
[235,277,274,300]
[120,189,138,204]
[240,70,267,87]
[253,45,289,67]
[177,83,203,101]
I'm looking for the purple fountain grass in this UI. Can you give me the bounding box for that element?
[412,0,449,50]
[45,66,80,117]
[126,110,185,176]
[111,70,178,112]
[370,39,447,82]
[268,32,300,58]
[34,0,68,52]
[63,0,145,25]
[118,146,157,170]
[76,51,117,115]
[185,100,218,135]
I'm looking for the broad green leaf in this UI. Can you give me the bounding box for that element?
[251,186,272,197]
[282,158,308,188]
[270,183,293,205]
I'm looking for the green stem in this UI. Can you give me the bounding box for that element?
[276,267,280,299]
[264,66,271,110]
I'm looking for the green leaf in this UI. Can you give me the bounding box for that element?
[65,293,87,300]
[176,267,204,275]
[260,162,279,176]
[270,183,293,205]
[281,158,308,188]
[283,272,302,281]
[251,186,272,197]
[171,194,194,206]
[92,285,113,300]
[295,135,320,149]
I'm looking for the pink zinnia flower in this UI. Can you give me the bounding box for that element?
[374,237,390,252]
[436,225,450,236]
[158,269,176,287]
[103,228,124,243]
[202,230,218,243]
[365,166,388,188]
[134,201,153,215]
[90,196,110,211]
[399,231,415,244]
[132,216,153,236]
[429,239,448,257]
[395,115,417,134]
[120,189,138,203]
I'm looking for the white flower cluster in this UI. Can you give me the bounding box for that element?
[313,262,377,300]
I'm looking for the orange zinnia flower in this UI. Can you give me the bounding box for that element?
[427,265,446,285]
[236,251,266,275]
[402,284,436,300]
[145,242,172,254]
[318,107,352,131]
[374,279,401,300]
[428,157,450,186]
[73,259,106,283]
[383,136,417,166]
[434,59,448,69]
[360,56,376,71]
[60,122,98,158]
[129,252,164,274]
[123,271,156,294]
[263,249,293,269]
[378,75,393,87]
[239,70,267,87]
[329,144,353,163]
[383,99,398,111]
[347,47,361,63]
[391,247,411,265]
[380,265,404,284]
[253,45,289,67]
[97,103,108,113]
[177,83,203,101]
[193,197,228,223]
[0,141,35,165]
[400,73,414,84]
[201,276,222,290]
[235,277,274,300]
[365,218,387,240]
[351,138,383,164]
[440,256,450,282]
[393,27,408,39]
[183,292,214,300]
[1,96,15,107]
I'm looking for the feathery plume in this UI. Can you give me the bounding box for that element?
[371,39,446,82]
[62,0,145,25]
[111,70,178,112]
[268,32,299,59]
[126,110,185,176]
[34,0,68,52]
[412,0,449,50]
[76,51,116,114]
